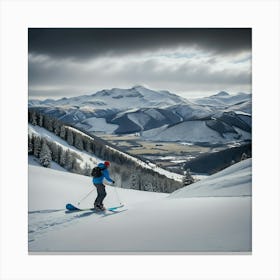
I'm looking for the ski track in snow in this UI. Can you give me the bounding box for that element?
[28,208,126,243]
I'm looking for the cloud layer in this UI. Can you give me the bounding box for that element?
[28,28,252,99]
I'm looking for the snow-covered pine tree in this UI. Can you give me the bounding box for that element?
[182,169,195,186]
[59,148,66,167]
[84,138,92,153]
[74,133,84,150]
[64,149,74,170]
[38,114,44,127]
[53,119,61,136]
[60,126,66,140]
[30,111,37,126]
[72,159,83,174]
[33,136,42,158]
[28,135,33,154]
[50,142,59,163]
[43,115,54,132]
[130,169,141,190]
[83,162,92,176]
[39,141,52,168]
[66,129,74,146]
[241,152,248,161]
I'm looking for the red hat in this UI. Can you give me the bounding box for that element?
[104,161,110,167]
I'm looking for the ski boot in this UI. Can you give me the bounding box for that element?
[94,204,106,211]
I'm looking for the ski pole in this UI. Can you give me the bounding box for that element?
[77,188,95,205]
[113,183,123,206]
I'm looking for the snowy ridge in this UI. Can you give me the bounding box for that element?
[29,86,251,137]
[190,91,251,107]
[169,159,251,198]
[29,85,187,111]
[29,123,183,182]
[142,120,251,143]
[66,126,95,140]
[28,124,101,169]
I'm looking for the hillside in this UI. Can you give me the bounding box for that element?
[142,119,251,144]
[28,159,252,252]
[190,91,252,107]
[183,143,252,174]
[28,114,183,193]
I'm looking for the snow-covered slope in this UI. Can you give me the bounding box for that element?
[29,85,187,111]
[226,100,252,114]
[190,91,251,108]
[29,124,101,169]
[169,159,251,198]
[142,120,251,143]
[28,159,252,252]
[28,123,183,182]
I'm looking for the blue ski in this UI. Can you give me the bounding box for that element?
[65,203,124,213]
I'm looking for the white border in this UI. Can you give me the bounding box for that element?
[1,0,279,279]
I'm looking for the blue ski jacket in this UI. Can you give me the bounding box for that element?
[92,163,114,184]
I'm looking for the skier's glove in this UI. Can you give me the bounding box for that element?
[112,180,115,185]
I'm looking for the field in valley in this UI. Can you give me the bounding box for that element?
[97,133,227,173]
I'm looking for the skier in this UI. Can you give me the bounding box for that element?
[92,161,115,211]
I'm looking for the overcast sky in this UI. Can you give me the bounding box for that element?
[28,28,251,100]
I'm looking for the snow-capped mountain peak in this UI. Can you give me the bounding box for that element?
[190,91,251,108]
[212,91,230,97]
[30,85,188,111]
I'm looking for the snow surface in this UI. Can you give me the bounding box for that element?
[169,159,251,198]
[127,112,151,130]
[190,91,251,108]
[79,117,118,133]
[28,159,252,253]
[142,120,250,143]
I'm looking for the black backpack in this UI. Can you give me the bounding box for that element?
[91,166,105,178]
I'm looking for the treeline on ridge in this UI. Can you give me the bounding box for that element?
[28,109,183,193]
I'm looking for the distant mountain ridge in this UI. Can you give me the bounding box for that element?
[29,85,188,109]
[29,86,251,142]
[190,90,251,108]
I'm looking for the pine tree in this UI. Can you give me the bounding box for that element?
[65,149,74,170]
[74,133,84,150]
[39,141,52,168]
[84,138,92,153]
[30,111,37,126]
[53,119,61,136]
[38,114,44,127]
[241,152,248,161]
[130,170,141,190]
[28,135,33,154]
[83,163,92,176]
[60,126,66,139]
[43,115,54,132]
[72,159,82,174]
[59,148,66,167]
[33,136,42,158]
[50,142,59,163]
[66,129,74,146]
[182,169,195,186]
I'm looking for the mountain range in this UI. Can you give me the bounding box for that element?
[29,85,252,144]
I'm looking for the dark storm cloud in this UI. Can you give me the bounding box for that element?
[28,28,252,99]
[29,28,251,59]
